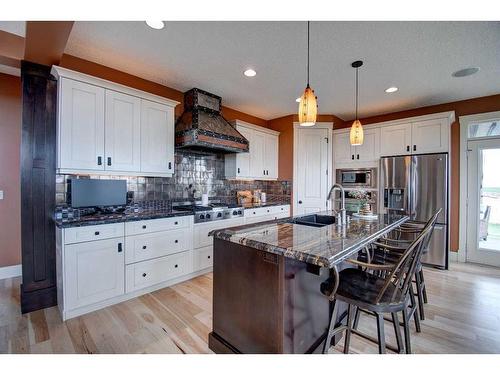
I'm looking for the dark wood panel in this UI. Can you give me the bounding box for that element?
[20,60,57,313]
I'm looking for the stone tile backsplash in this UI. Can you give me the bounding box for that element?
[56,151,291,206]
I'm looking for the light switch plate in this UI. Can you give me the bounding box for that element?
[0,190,3,200]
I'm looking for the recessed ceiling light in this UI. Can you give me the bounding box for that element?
[385,86,398,93]
[296,97,301,102]
[145,21,165,30]
[243,69,257,77]
[452,67,480,78]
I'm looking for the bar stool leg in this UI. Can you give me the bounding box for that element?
[391,312,404,354]
[420,267,428,303]
[353,306,361,329]
[323,299,338,354]
[415,269,426,320]
[409,284,421,333]
[343,304,354,354]
[375,313,386,354]
[402,303,412,354]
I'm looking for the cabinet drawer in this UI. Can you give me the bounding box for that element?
[194,218,245,249]
[193,246,213,272]
[125,251,191,293]
[244,205,290,218]
[125,229,190,264]
[125,216,191,236]
[64,223,124,244]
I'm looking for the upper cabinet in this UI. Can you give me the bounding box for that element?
[410,118,449,154]
[334,127,380,165]
[379,123,413,157]
[225,120,280,180]
[52,66,179,177]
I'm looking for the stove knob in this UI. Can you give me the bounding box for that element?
[238,210,242,215]
[206,213,211,219]
[217,212,222,218]
[199,214,205,220]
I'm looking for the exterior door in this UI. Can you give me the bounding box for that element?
[466,138,500,266]
[380,123,412,157]
[59,78,105,171]
[140,99,174,175]
[105,90,141,172]
[295,128,330,215]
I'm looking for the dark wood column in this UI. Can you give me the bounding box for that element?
[20,61,57,313]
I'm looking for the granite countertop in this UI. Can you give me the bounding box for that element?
[210,211,409,268]
[55,208,193,228]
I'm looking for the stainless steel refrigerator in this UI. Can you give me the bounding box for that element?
[380,153,449,269]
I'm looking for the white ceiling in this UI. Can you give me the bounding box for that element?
[2,21,500,120]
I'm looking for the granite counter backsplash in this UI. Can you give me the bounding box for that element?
[56,151,291,205]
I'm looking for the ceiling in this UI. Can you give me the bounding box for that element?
[2,21,500,120]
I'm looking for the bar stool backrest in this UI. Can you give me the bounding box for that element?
[375,210,440,305]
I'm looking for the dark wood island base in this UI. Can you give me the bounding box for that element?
[209,238,334,354]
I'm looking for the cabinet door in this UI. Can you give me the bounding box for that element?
[235,126,253,177]
[265,134,279,179]
[140,100,175,175]
[380,123,412,157]
[411,118,449,154]
[59,78,105,171]
[354,127,380,162]
[65,238,124,309]
[104,90,141,172]
[250,130,265,178]
[333,131,354,164]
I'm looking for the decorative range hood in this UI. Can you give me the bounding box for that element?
[175,88,249,153]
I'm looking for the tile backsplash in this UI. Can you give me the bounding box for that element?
[56,151,291,206]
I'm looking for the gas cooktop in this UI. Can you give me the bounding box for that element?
[172,201,244,223]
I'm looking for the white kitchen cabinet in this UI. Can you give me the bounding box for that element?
[105,90,141,172]
[411,118,449,154]
[380,123,413,157]
[52,66,179,177]
[225,120,280,180]
[64,237,124,310]
[140,99,175,175]
[334,127,380,165]
[58,78,105,171]
[193,246,213,272]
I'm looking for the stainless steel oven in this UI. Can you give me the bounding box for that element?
[336,168,377,188]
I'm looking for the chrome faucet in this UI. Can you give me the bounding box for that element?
[327,183,348,225]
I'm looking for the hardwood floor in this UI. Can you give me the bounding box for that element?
[1,263,500,354]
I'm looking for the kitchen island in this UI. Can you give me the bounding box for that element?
[208,211,408,354]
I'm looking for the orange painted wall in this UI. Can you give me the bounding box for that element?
[338,94,500,252]
[0,73,22,267]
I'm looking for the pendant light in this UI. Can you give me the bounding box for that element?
[350,60,364,146]
[298,21,317,127]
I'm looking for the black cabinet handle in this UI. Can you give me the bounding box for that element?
[174,239,178,243]
[267,209,270,213]
[406,145,410,152]
[142,245,147,250]
[97,156,102,166]
[142,273,147,277]
[142,225,147,229]
[208,255,211,259]
[357,154,359,160]
[237,167,240,174]
[263,169,266,175]
[174,264,178,268]
[413,145,417,152]
[118,243,123,253]
[298,200,303,204]
[174,221,178,225]
[351,154,354,160]
[94,231,100,236]
[168,162,172,170]
[107,157,112,166]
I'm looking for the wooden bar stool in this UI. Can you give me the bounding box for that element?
[322,214,437,354]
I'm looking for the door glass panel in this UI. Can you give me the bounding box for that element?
[478,148,500,251]
[468,121,500,139]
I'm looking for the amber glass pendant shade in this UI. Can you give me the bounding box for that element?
[298,84,317,127]
[350,119,364,146]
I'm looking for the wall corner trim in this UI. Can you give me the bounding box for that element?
[0,264,22,280]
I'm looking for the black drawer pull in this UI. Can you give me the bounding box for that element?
[97,156,102,166]
[142,245,147,250]
[142,225,147,229]
[107,157,112,166]
[357,154,359,160]
[174,264,178,268]
[174,221,178,225]
[174,240,178,243]
[95,231,100,235]
[406,145,410,152]
[351,154,354,160]
[413,144,417,152]
[267,209,270,213]
[142,273,147,277]
[237,167,240,174]
[118,243,123,253]
[208,255,211,259]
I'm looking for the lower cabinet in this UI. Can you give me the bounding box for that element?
[194,246,214,272]
[64,237,125,309]
[244,205,291,224]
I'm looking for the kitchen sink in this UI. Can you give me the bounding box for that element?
[287,214,336,228]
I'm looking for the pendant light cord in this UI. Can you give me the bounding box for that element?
[307,21,310,86]
[355,66,358,120]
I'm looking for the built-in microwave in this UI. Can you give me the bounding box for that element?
[336,168,377,188]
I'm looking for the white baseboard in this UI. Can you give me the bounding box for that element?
[449,252,459,263]
[0,264,22,280]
